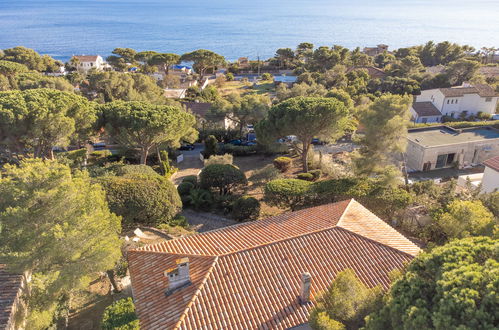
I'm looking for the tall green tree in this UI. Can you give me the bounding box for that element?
[353,94,412,182]
[149,53,180,74]
[310,269,383,330]
[0,60,28,89]
[365,237,498,330]
[0,159,121,329]
[181,49,225,76]
[85,71,169,104]
[256,97,349,172]
[0,89,97,159]
[2,46,61,72]
[99,101,197,164]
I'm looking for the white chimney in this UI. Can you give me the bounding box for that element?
[164,257,191,296]
[299,272,311,304]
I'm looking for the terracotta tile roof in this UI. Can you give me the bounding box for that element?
[439,84,497,98]
[346,66,387,79]
[129,199,420,330]
[411,102,442,117]
[0,265,23,330]
[483,156,499,172]
[182,102,213,119]
[72,55,100,62]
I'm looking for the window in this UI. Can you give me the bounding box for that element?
[455,99,458,104]
[486,97,492,102]
[435,153,456,169]
[422,118,428,123]
[447,99,450,104]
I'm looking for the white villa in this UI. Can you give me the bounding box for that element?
[411,83,498,122]
[71,55,105,73]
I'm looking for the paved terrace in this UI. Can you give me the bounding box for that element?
[408,126,499,148]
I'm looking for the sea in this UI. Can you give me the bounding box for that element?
[0,0,498,62]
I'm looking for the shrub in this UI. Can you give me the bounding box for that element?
[297,172,314,181]
[182,175,198,186]
[185,189,212,211]
[177,182,194,196]
[226,72,235,81]
[159,150,175,176]
[200,164,247,195]
[204,135,218,158]
[213,194,239,214]
[261,72,273,81]
[232,196,261,221]
[309,169,322,180]
[97,174,182,227]
[56,148,87,168]
[88,149,112,166]
[264,179,312,211]
[259,142,289,155]
[273,156,292,172]
[169,215,189,227]
[222,144,258,156]
[101,298,139,330]
[205,153,233,166]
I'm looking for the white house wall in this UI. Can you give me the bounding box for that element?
[482,166,499,193]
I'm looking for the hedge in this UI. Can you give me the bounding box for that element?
[199,164,247,195]
[232,196,261,221]
[101,298,139,330]
[273,157,292,172]
[297,173,314,181]
[97,173,182,227]
[182,175,198,186]
[409,120,499,129]
[222,144,258,156]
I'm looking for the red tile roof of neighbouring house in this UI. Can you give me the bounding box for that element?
[182,102,212,119]
[128,199,420,330]
[439,84,498,98]
[0,265,24,330]
[411,102,442,117]
[483,156,499,172]
[346,66,387,79]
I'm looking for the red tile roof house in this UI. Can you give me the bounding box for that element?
[0,265,27,330]
[128,199,420,329]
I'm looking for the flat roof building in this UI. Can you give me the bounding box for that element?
[406,126,499,171]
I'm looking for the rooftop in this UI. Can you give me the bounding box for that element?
[129,199,420,330]
[483,156,499,172]
[0,265,23,330]
[439,83,497,98]
[411,102,442,117]
[407,126,499,148]
[72,55,100,62]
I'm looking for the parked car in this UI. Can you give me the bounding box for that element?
[311,138,326,145]
[228,139,243,145]
[178,143,195,151]
[491,114,499,121]
[92,142,106,150]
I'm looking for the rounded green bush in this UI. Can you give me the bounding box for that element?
[101,297,139,330]
[182,175,198,186]
[273,156,292,172]
[232,196,261,221]
[97,174,182,227]
[177,182,194,196]
[200,164,247,195]
[264,178,312,210]
[297,172,314,181]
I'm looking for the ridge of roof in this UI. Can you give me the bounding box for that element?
[137,199,352,256]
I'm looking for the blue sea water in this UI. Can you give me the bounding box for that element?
[0,0,498,62]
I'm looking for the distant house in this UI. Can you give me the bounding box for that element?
[406,126,499,171]
[237,57,250,69]
[170,65,193,75]
[71,55,105,73]
[482,156,499,192]
[163,88,186,99]
[128,199,419,330]
[363,44,389,56]
[0,265,27,330]
[410,102,442,123]
[416,83,499,119]
[183,102,235,129]
[346,66,387,79]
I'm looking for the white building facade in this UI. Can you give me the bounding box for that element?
[71,55,105,73]
[482,156,499,193]
[416,83,498,119]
